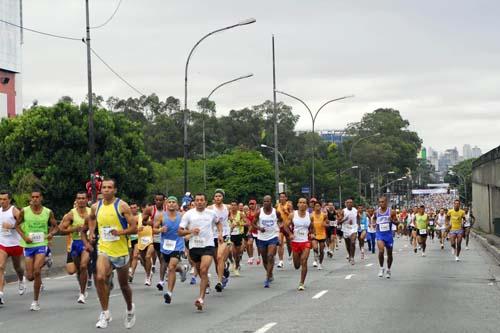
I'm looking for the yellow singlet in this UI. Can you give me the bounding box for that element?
[97,199,129,257]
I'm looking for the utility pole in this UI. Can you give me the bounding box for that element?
[85,0,96,203]
[272,35,279,202]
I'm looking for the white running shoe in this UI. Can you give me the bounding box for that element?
[421,252,426,257]
[277,261,284,268]
[313,261,318,267]
[30,301,40,311]
[144,277,151,286]
[317,264,323,270]
[378,268,385,278]
[247,257,254,265]
[96,311,112,329]
[466,246,469,250]
[455,256,460,262]
[386,270,391,279]
[77,293,86,304]
[18,277,26,295]
[0,291,4,305]
[124,303,136,329]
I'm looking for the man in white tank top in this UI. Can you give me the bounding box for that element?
[252,195,282,288]
[0,190,25,304]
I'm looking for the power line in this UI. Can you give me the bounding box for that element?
[0,18,81,41]
[90,46,145,96]
[90,0,123,29]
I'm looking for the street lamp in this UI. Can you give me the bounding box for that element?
[183,18,256,194]
[275,90,354,197]
[201,73,254,190]
[448,170,467,204]
[348,132,381,161]
[337,165,358,207]
[260,144,285,165]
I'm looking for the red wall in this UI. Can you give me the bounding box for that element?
[0,70,16,117]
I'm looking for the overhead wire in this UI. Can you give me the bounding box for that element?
[90,0,124,29]
[0,18,81,41]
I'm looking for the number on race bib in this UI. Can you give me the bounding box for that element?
[191,235,205,248]
[101,227,120,242]
[162,239,176,251]
[140,236,152,245]
[29,232,45,243]
[295,229,308,238]
[378,223,390,232]
[419,229,427,235]
[464,222,471,227]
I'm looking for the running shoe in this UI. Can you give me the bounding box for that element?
[414,248,417,254]
[222,276,229,288]
[215,282,223,292]
[30,301,40,311]
[264,279,270,288]
[256,258,261,265]
[144,277,151,286]
[205,286,211,294]
[195,298,204,311]
[96,311,112,328]
[455,256,460,262]
[378,268,385,278]
[156,281,164,291]
[466,246,469,250]
[422,252,426,257]
[386,270,391,279]
[0,292,4,305]
[298,284,305,291]
[77,293,86,304]
[180,266,188,283]
[87,279,93,289]
[190,276,197,285]
[152,265,156,274]
[234,268,240,277]
[313,261,318,267]
[317,264,323,270]
[247,258,254,265]
[163,291,172,304]
[18,277,26,295]
[124,303,136,329]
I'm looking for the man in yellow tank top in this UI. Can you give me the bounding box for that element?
[82,179,137,329]
[60,191,91,304]
[136,204,156,287]
[446,199,466,262]
[276,192,293,269]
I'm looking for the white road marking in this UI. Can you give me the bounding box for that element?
[345,274,354,280]
[488,282,494,286]
[255,322,277,333]
[365,263,373,267]
[54,275,70,280]
[110,293,121,298]
[312,290,328,299]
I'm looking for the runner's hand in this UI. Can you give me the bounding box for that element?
[24,236,33,244]
[160,226,167,233]
[2,222,11,229]
[111,229,120,236]
[218,235,223,244]
[192,227,200,235]
[85,242,94,253]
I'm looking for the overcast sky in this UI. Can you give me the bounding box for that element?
[19,0,500,153]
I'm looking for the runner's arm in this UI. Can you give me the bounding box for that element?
[15,208,31,243]
[116,201,137,236]
[82,204,97,249]
[59,212,74,235]
[47,211,59,239]
[390,209,399,225]
[142,206,153,227]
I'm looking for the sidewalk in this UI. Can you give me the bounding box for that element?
[472,229,500,264]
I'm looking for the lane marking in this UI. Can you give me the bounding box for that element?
[345,274,354,280]
[488,282,494,286]
[110,293,121,298]
[365,263,373,267]
[54,275,70,280]
[255,322,277,333]
[312,290,328,299]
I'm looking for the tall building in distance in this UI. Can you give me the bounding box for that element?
[0,0,23,118]
[472,146,482,158]
[463,144,472,159]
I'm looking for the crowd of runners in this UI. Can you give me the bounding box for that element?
[0,181,475,329]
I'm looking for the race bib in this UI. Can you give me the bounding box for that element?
[101,227,120,242]
[295,229,308,238]
[419,229,427,235]
[153,233,161,243]
[1,228,12,236]
[429,221,434,226]
[162,239,176,251]
[379,223,390,232]
[329,220,337,227]
[140,236,152,246]
[464,222,471,227]
[29,232,45,243]
[191,235,205,248]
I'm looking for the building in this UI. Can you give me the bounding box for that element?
[438,147,459,172]
[463,144,472,159]
[472,146,482,158]
[427,147,439,171]
[0,0,23,118]
[318,129,350,145]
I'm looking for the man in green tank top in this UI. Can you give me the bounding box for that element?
[60,191,91,304]
[415,205,429,257]
[15,189,58,311]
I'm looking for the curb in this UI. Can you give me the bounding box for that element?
[472,230,500,264]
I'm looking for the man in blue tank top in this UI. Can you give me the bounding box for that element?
[154,196,187,304]
[373,196,398,279]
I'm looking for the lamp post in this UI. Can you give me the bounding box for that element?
[201,73,254,190]
[348,133,380,200]
[260,144,285,165]
[183,18,256,193]
[337,165,358,207]
[275,90,354,197]
[448,171,467,204]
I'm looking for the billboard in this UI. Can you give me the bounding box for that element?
[0,0,22,73]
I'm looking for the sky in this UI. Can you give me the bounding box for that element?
[14,0,500,153]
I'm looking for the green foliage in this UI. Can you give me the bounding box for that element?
[444,158,475,204]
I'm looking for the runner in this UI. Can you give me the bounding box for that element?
[357,204,368,260]
[373,196,398,278]
[284,198,312,290]
[208,189,231,293]
[0,190,25,305]
[229,200,245,276]
[409,206,418,253]
[245,199,260,265]
[337,198,359,265]
[463,207,475,250]
[15,189,58,311]
[428,209,436,242]
[155,196,187,304]
[446,199,466,262]
[82,179,137,329]
[127,202,141,283]
[415,205,429,257]
[325,202,337,258]
[311,201,328,269]
[366,207,377,254]
[59,191,91,303]
[142,194,166,290]
[276,192,292,269]
[252,195,282,288]
[178,193,221,311]
[136,203,155,287]
[436,208,447,250]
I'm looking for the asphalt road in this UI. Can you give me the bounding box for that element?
[1,236,499,333]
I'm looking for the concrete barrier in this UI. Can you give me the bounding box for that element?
[471,229,500,264]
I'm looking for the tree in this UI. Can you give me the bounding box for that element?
[444,158,475,204]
